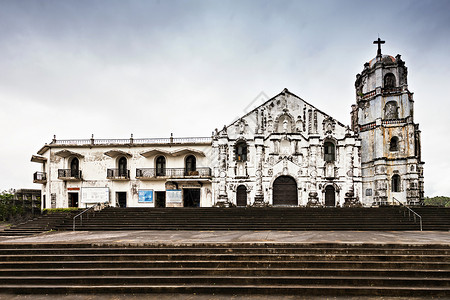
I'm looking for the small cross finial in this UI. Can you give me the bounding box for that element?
[373,37,385,58]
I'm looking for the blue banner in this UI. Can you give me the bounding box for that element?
[138,190,153,203]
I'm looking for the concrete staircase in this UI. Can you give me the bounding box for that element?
[413,207,450,230]
[0,243,448,297]
[56,207,450,231]
[0,211,80,236]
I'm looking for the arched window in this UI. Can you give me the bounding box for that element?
[384,73,396,88]
[235,141,247,162]
[392,174,401,192]
[118,157,127,177]
[70,157,79,177]
[384,101,399,120]
[389,136,399,151]
[185,155,196,175]
[277,114,293,133]
[324,142,335,162]
[156,156,166,176]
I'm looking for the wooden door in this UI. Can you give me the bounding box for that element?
[273,176,298,206]
[325,185,336,206]
[236,185,247,206]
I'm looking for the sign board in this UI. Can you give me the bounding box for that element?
[51,193,56,208]
[81,187,109,204]
[166,189,182,204]
[138,190,153,203]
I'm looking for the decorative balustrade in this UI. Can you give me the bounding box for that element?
[33,172,47,183]
[52,137,212,146]
[107,169,130,179]
[58,169,82,180]
[382,118,406,125]
[136,167,212,179]
[359,122,376,132]
[359,87,403,101]
[359,118,407,132]
[360,90,376,100]
[382,86,402,94]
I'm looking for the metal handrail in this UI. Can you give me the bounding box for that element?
[393,197,422,231]
[73,203,100,231]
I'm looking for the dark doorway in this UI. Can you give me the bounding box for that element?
[156,156,166,176]
[236,185,247,207]
[117,192,127,207]
[155,191,166,208]
[118,157,127,177]
[273,176,298,206]
[68,192,78,208]
[392,174,401,192]
[325,185,336,206]
[70,157,79,177]
[185,155,196,175]
[183,189,200,207]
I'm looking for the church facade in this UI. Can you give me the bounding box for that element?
[31,42,424,209]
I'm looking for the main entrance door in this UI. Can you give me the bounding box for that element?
[325,185,336,206]
[273,176,298,206]
[183,188,200,207]
[236,185,247,207]
[68,192,78,208]
[155,191,166,207]
[117,192,127,207]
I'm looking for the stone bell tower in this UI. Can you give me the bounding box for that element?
[351,38,424,206]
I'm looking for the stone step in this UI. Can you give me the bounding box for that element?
[0,267,447,278]
[1,253,448,262]
[0,284,448,297]
[2,260,447,270]
[0,275,448,287]
[1,246,447,255]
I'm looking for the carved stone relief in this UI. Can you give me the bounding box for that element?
[235,119,247,134]
[384,101,399,120]
[296,116,303,132]
[323,117,336,135]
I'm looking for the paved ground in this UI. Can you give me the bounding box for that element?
[0,230,449,245]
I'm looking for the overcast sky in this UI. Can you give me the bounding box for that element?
[0,0,449,197]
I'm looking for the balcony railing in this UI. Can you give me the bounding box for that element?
[107,168,130,180]
[58,169,82,180]
[136,167,212,179]
[52,136,212,146]
[33,172,47,183]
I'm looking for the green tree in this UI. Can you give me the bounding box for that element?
[423,196,450,207]
[0,190,15,221]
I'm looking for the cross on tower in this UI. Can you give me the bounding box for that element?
[373,37,385,58]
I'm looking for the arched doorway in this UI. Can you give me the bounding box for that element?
[185,155,196,175]
[236,185,247,207]
[156,156,166,176]
[325,185,336,206]
[118,157,127,177]
[273,176,298,206]
[70,157,79,177]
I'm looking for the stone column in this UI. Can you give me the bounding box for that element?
[215,130,230,207]
[307,142,319,207]
[253,134,265,206]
